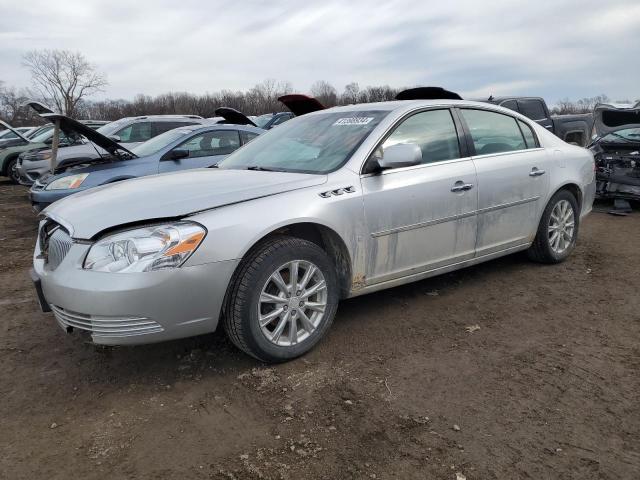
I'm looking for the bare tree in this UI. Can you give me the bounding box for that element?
[311,80,338,107]
[22,49,108,116]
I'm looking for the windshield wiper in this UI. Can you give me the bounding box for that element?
[245,165,280,172]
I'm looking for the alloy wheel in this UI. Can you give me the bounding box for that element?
[548,199,575,254]
[258,260,328,347]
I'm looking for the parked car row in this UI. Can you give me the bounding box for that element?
[26,91,597,363]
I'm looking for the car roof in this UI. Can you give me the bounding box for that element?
[310,99,513,113]
[188,123,264,134]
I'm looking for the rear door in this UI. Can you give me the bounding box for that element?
[360,108,478,285]
[459,108,551,256]
[158,130,241,173]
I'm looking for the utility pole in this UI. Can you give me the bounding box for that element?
[50,119,60,174]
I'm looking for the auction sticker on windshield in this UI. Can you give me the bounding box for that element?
[333,117,374,126]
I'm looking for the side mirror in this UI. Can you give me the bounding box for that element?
[108,135,121,142]
[162,148,190,161]
[377,143,422,170]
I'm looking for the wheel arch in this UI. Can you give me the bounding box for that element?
[235,221,353,299]
[1,152,20,176]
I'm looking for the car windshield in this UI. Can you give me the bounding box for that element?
[602,127,640,143]
[96,118,131,136]
[131,128,196,157]
[218,110,388,174]
[30,129,54,143]
[253,114,274,128]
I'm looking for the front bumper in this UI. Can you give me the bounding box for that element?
[33,242,239,345]
[17,158,49,186]
[29,185,77,212]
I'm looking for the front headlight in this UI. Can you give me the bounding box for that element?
[45,173,89,190]
[84,222,206,273]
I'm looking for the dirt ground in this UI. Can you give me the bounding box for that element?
[0,180,638,480]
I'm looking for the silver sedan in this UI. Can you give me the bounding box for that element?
[32,99,596,362]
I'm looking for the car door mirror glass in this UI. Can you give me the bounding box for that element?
[378,143,422,170]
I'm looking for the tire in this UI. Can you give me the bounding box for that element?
[223,236,339,363]
[5,157,19,184]
[528,189,579,263]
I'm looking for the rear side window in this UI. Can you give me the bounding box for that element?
[115,122,153,143]
[518,120,538,148]
[461,109,526,155]
[153,121,199,135]
[382,109,460,164]
[517,99,547,121]
[240,131,259,145]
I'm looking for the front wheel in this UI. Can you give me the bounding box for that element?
[528,190,579,263]
[223,236,339,363]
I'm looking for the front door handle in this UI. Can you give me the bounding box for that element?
[451,181,474,192]
[529,168,546,177]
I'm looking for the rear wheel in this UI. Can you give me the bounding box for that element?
[528,190,579,263]
[6,157,19,184]
[223,236,339,363]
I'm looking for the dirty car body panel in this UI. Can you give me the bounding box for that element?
[32,100,595,348]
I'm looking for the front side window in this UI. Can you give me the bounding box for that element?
[177,130,241,158]
[461,109,526,155]
[115,122,152,143]
[218,110,388,174]
[381,109,460,165]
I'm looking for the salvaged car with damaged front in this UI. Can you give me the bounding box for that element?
[32,99,595,363]
[589,102,640,206]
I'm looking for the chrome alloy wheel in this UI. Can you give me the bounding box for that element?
[258,260,328,347]
[548,199,575,254]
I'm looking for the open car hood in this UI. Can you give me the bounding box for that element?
[395,87,462,101]
[593,103,640,138]
[43,168,327,239]
[24,100,54,115]
[214,107,258,127]
[40,113,137,158]
[0,120,31,143]
[278,94,326,116]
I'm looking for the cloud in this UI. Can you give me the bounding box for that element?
[0,0,638,102]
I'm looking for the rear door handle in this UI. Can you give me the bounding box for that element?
[451,181,474,192]
[529,168,546,177]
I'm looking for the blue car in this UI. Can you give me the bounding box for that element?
[29,114,263,211]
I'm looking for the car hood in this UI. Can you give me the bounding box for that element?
[593,103,640,137]
[278,94,326,116]
[43,168,327,239]
[40,113,136,159]
[214,107,258,127]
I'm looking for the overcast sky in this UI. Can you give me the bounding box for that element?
[1,0,638,103]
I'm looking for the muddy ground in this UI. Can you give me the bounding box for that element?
[0,180,638,480]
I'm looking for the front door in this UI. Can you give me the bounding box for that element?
[158,130,241,173]
[360,108,478,285]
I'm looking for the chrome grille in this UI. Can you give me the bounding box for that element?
[51,305,164,337]
[39,220,73,270]
[47,228,73,270]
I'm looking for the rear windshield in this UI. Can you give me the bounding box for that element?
[218,110,388,174]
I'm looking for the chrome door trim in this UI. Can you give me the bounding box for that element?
[371,211,476,238]
[370,196,540,238]
[475,196,540,215]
